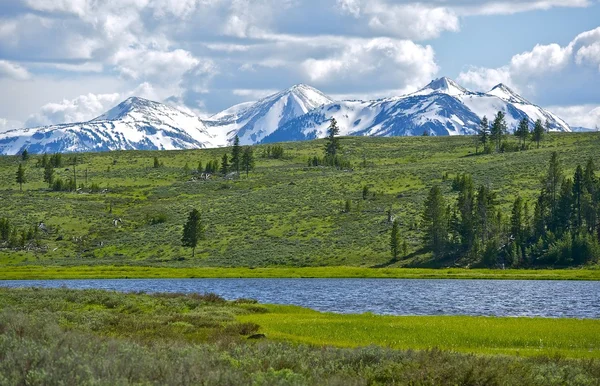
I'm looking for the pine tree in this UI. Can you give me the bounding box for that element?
[544,152,563,231]
[43,161,54,187]
[241,146,255,177]
[324,117,341,162]
[181,209,204,257]
[41,153,49,168]
[456,175,476,252]
[510,196,524,245]
[197,161,203,173]
[516,118,529,148]
[557,178,573,235]
[478,116,490,153]
[422,185,448,257]
[533,119,544,148]
[573,165,584,229]
[231,135,241,174]
[153,157,160,168]
[390,219,401,260]
[583,158,596,194]
[220,153,229,175]
[490,111,507,152]
[15,163,26,192]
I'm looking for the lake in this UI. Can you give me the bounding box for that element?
[1,278,598,318]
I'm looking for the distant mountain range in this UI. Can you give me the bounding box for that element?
[0,77,573,155]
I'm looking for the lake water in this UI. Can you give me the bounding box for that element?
[1,278,598,318]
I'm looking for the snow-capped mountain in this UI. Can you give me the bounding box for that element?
[0,97,215,155]
[0,78,573,155]
[260,77,571,143]
[205,84,333,145]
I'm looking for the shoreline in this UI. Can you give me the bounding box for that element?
[0,265,598,281]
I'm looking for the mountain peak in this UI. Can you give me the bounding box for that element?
[488,83,530,104]
[414,77,470,97]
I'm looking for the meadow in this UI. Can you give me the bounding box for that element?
[0,287,598,385]
[1,133,600,270]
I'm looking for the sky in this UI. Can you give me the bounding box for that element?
[1,0,600,131]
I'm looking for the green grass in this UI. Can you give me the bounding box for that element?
[239,305,600,358]
[0,265,599,280]
[1,133,600,268]
[1,287,599,385]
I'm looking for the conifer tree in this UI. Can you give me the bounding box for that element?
[490,111,507,152]
[533,119,544,148]
[477,116,490,153]
[573,165,584,229]
[241,146,255,177]
[15,163,26,192]
[181,209,204,257]
[516,118,529,148]
[21,149,29,161]
[422,185,448,257]
[220,153,229,175]
[197,161,203,173]
[153,156,160,168]
[544,152,563,231]
[510,196,524,245]
[43,161,54,187]
[231,135,241,174]
[390,219,401,260]
[324,117,341,162]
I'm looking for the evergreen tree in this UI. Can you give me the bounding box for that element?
[390,219,401,260]
[197,161,203,173]
[220,153,230,175]
[231,135,241,174]
[583,158,596,194]
[456,175,476,252]
[422,185,448,257]
[21,149,29,161]
[476,116,489,154]
[324,117,341,161]
[153,156,160,168]
[241,146,255,177]
[181,209,204,257]
[533,119,544,148]
[556,178,573,235]
[41,153,49,168]
[511,196,524,245]
[516,118,529,148]
[490,111,507,152]
[15,163,25,192]
[573,165,584,229]
[544,152,563,231]
[43,161,54,187]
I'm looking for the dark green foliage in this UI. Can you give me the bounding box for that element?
[231,135,241,173]
[324,117,341,159]
[422,186,448,257]
[515,117,530,148]
[21,149,29,161]
[49,153,63,168]
[477,116,489,154]
[220,153,229,175]
[241,146,255,177]
[262,145,285,159]
[344,199,351,213]
[182,209,204,257]
[43,161,54,187]
[533,119,544,148]
[390,219,400,260]
[15,163,25,192]
[147,213,168,225]
[197,160,203,173]
[362,185,370,200]
[153,156,160,168]
[490,111,507,152]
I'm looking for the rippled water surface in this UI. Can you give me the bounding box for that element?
[1,278,598,318]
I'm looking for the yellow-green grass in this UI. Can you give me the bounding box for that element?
[0,265,599,280]
[239,304,600,358]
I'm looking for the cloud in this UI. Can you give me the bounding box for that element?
[457,27,600,101]
[301,37,438,92]
[546,104,600,129]
[25,92,122,127]
[0,60,30,80]
[0,118,23,132]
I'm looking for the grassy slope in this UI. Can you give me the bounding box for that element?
[0,265,599,280]
[0,287,598,385]
[1,133,600,269]
[239,305,600,358]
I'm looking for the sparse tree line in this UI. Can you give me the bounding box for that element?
[421,152,600,267]
[0,218,40,249]
[475,112,547,154]
[307,118,352,169]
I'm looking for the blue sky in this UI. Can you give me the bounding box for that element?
[0,0,599,130]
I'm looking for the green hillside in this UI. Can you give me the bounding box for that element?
[1,133,599,268]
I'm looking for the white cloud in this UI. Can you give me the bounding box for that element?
[0,60,31,80]
[458,27,600,94]
[232,88,279,99]
[0,118,24,133]
[25,92,122,127]
[110,48,201,83]
[301,37,438,91]
[546,104,600,129]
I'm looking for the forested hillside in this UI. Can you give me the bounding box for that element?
[0,131,599,269]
